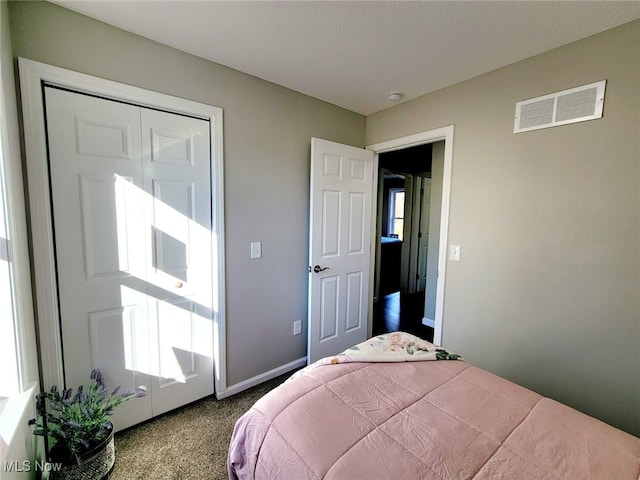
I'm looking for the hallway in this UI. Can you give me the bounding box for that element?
[372,291,434,342]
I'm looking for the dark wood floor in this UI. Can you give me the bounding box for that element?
[372,291,434,343]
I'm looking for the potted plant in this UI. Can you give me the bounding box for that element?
[29,369,146,479]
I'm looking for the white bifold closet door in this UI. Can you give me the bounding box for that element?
[44,86,214,430]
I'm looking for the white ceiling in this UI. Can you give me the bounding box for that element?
[51,1,640,115]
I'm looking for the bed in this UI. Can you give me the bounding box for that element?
[228,332,640,480]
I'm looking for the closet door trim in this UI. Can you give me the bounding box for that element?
[18,58,227,395]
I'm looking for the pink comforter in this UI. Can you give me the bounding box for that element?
[228,360,640,479]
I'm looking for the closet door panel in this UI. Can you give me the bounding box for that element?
[44,87,153,430]
[141,108,214,415]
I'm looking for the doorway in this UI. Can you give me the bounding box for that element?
[367,126,454,346]
[307,128,453,359]
[372,144,435,341]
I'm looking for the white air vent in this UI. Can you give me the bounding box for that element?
[514,80,606,133]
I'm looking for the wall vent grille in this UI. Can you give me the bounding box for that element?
[514,80,606,133]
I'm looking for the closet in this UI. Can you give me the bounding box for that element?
[45,86,214,430]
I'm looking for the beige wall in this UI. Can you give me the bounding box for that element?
[8,1,365,387]
[368,20,640,436]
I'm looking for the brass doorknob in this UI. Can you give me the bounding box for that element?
[174,281,183,288]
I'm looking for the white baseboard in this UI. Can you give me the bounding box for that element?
[422,317,435,328]
[216,356,308,399]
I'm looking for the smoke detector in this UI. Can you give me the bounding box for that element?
[387,92,403,102]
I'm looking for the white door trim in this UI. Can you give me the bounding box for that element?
[366,125,454,346]
[18,58,227,395]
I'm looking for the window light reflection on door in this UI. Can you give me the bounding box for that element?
[113,175,214,383]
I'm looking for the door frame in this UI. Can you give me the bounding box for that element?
[367,126,454,345]
[18,58,227,394]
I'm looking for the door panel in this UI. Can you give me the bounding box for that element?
[140,108,214,416]
[319,275,339,341]
[79,174,132,278]
[75,115,134,160]
[308,138,374,363]
[150,179,194,282]
[88,303,152,427]
[45,87,152,430]
[154,297,199,385]
[150,129,194,166]
[348,192,366,254]
[345,272,364,332]
[321,190,341,257]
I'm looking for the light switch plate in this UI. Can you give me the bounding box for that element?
[250,241,262,259]
[449,244,461,262]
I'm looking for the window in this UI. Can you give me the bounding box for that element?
[388,188,405,240]
[0,28,39,455]
[0,133,21,403]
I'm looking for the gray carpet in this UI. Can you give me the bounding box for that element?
[110,371,295,479]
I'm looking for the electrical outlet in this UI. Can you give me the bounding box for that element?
[293,320,302,336]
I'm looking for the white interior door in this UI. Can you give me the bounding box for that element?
[308,138,374,363]
[45,87,213,429]
[416,177,431,292]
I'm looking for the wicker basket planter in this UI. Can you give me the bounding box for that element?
[50,423,115,480]
[29,370,145,480]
